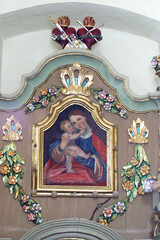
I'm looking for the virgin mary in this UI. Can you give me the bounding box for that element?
[43,110,107,186]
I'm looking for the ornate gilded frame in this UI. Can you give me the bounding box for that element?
[32,95,117,197]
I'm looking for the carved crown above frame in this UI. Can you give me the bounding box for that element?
[60,62,93,96]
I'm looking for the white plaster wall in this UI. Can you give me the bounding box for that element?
[1,0,160,21]
[1,28,159,96]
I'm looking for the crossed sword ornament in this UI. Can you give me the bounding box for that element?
[49,16,74,45]
[49,16,103,45]
[77,19,103,44]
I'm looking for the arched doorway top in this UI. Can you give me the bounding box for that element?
[20,218,125,240]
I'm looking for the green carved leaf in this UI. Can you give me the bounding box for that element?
[39,96,47,103]
[0,156,6,165]
[12,155,17,163]
[9,184,13,194]
[122,163,133,170]
[121,170,125,177]
[29,198,36,204]
[50,96,55,102]
[132,187,137,199]
[17,154,25,165]
[129,193,134,203]
[124,197,129,210]
[7,155,12,163]
[17,177,22,187]
[111,213,118,221]
[111,108,118,114]
[136,167,142,177]
[143,154,150,165]
[135,174,140,188]
[127,190,131,196]
[34,104,42,109]
[13,184,19,199]
[2,175,8,187]
[123,176,129,183]
[98,100,104,106]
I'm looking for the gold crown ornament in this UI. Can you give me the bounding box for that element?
[83,16,95,28]
[2,115,23,141]
[128,118,149,144]
[60,62,93,96]
[58,16,70,27]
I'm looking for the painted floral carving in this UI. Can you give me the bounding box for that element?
[13,164,22,173]
[8,149,16,157]
[151,56,160,72]
[8,175,17,185]
[130,157,139,166]
[0,142,43,225]
[98,91,106,99]
[0,163,10,174]
[140,165,150,175]
[122,181,134,191]
[114,202,125,214]
[98,144,150,225]
[0,151,4,158]
[25,86,61,113]
[21,194,30,203]
[137,186,145,195]
[103,208,113,218]
[91,89,127,118]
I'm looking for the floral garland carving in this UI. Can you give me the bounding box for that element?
[25,86,61,113]
[90,89,127,119]
[98,144,151,225]
[25,84,127,119]
[0,142,43,225]
[97,117,151,227]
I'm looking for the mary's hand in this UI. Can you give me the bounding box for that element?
[60,134,70,149]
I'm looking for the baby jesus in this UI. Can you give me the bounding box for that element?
[60,120,91,173]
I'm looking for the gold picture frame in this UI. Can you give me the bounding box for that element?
[32,95,118,197]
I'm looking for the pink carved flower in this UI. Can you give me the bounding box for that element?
[23,205,30,213]
[103,103,111,111]
[61,33,67,40]
[52,34,57,40]
[70,34,76,40]
[32,96,39,103]
[49,87,57,95]
[151,58,157,68]
[114,202,125,214]
[28,213,35,221]
[98,91,106,99]
[42,100,48,107]
[32,203,42,213]
[21,194,30,203]
[103,207,113,218]
[107,95,114,102]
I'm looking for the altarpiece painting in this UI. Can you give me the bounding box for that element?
[32,94,117,197]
